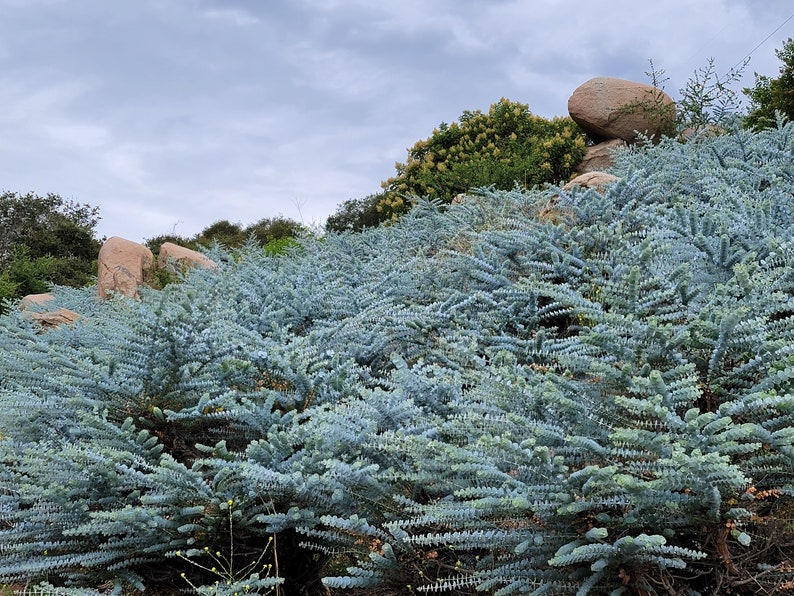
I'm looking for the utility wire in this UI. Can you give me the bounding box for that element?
[731,11,794,72]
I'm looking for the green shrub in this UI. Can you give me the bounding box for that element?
[144,233,199,257]
[149,216,307,255]
[632,58,747,138]
[0,246,98,314]
[262,236,300,256]
[744,37,794,130]
[0,191,100,267]
[193,220,247,248]
[0,272,18,308]
[0,192,101,311]
[245,216,305,247]
[325,193,388,233]
[378,98,587,219]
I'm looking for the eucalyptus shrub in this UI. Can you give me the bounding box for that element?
[1,122,794,594]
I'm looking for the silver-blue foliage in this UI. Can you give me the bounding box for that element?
[2,122,794,594]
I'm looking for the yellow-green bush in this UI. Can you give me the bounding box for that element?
[378,98,587,219]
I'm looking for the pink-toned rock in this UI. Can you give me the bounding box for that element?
[568,77,675,143]
[29,308,80,327]
[97,237,154,299]
[20,294,80,328]
[20,293,56,309]
[158,242,218,272]
[575,139,626,173]
[563,171,619,194]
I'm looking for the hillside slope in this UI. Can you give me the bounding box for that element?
[1,123,794,594]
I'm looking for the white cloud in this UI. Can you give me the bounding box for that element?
[285,43,390,101]
[202,7,260,26]
[102,146,151,189]
[43,123,109,150]
[0,78,92,124]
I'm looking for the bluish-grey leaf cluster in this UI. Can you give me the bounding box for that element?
[1,122,794,594]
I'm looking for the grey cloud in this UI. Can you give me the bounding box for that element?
[0,0,791,242]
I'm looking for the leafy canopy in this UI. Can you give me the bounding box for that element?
[0,191,100,265]
[146,215,307,257]
[378,98,587,219]
[744,37,794,130]
[0,191,101,310]
[325,193,385,233]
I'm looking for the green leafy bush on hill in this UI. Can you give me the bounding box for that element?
[327,98,587,232]
[1,118,794,594]
[324,192,385,233]
[329,37,794,235]
[379,98,587,220]
[0,192,101,311]
[744,37,794,131]
[145,215,307,258]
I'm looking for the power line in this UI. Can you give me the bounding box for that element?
[731,11,794,72]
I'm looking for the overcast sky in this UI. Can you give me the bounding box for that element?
[1,1,793,243]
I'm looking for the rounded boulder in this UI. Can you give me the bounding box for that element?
[568,76,675,143]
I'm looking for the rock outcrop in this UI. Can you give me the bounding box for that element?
[15,238,220,328]
[97,237,155,299]
[158,242,219,273]
[575,139,626,173]
[20,293,57,309]
[96,237,219,299]
[563,171,619,194]
[568,76,675,144]
[20,293,80,328]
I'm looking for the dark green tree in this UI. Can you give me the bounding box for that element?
[143,233,198,258]
[0,191,100,265]
[0,192,101,310]
[744,37,794,130]
[192,220,246,248]
[147,216,306,257]
[325,193,388,233]
[243,216,305,247]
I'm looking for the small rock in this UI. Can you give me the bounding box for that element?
[20,293,80,328]
[29,308,80,328]
[563,172,620,194]
[20,293,56,309]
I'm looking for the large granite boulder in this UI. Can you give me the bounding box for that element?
[568,77,675,143]
[97,237,155,299]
